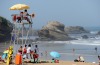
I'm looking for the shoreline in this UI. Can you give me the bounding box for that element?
[0,42,99,63]
[0,61,98,65]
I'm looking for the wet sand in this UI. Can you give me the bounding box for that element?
[0,61,98,65]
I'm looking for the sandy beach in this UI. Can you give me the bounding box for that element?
[0,61,98,65]
[26,61,98,65]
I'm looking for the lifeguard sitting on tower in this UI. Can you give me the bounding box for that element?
[12,10,35,24]
[23,9,32,24]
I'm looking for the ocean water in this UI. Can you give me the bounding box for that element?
[1,27,100,63]
[12,38,100,63]
[34,40,100,63]
[85,26,100,31]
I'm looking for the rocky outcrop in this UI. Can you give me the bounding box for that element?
[97,31,100,35]
[0,16,13,42]
[81,35,89,39]
[42,21,65,32]
[64,26,89,34]
[38,21,75,41]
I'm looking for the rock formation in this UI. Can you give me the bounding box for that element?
[38,21,75,41]
[64,26,89,34]
[0,16,13,42]
[81,35,89,39]
[43,21,65,32]
[97,31,100,35]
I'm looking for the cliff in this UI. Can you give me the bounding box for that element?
[0,16,13,42]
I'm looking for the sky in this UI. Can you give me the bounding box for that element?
[0,0,100,29]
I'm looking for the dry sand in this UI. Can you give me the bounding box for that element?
[0,61,98,65]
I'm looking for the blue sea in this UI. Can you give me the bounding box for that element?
[1,26,100,63]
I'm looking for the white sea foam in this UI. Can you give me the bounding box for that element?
[33,41,70,44]
[90,31,98,34]
[33,38,100,46]
[69,39,100,45]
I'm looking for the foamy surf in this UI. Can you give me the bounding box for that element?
[90,31,98,34]
[69,39,100,45]
[33,39,100,45]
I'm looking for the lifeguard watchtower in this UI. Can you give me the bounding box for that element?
[8,4,35,65]
[11,11,35,45]
[9,4,35,45]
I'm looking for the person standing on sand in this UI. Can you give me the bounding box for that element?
[34,45,39,54]
[23,45,27,54]
[23,45,27,59]
[98,55,100,60]
[27,44,32,59]
[34,45,39,63]
[18,46,23,54]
